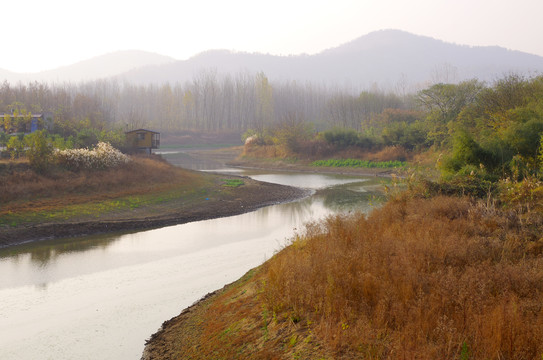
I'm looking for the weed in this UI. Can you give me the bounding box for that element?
[289,335,298,347]
[222,179,245,187]
[459,341,470,360]
[261,307,269,340]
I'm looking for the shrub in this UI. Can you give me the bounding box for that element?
[368,145,409,162]
[6,135,25,159]
[322,128,362,149]
[445,131,486,170]
[272,117,314,153]
[25,130,53,172]
[54,142,130,171]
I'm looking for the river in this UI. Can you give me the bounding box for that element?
[0,150,385,360]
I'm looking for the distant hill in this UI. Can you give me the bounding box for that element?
[0,68,17,83]
[1,50,175,83]
[120,30,543,88]
[2,30,543,88]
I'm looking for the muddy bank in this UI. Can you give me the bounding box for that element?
[0,178,308,248]
[230,159,398,177]
[178,147,400,177]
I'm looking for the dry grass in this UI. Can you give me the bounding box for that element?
[261,195,543,359]
[365,145,411,162]
[242,143,289,159]
[149,193,543,359]
[0,156,200,215]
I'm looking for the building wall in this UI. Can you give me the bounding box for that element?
[126,131,156,149]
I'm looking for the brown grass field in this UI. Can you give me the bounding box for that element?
[144,192,543,360]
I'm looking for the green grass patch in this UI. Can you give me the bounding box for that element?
[310,158,406,168]
[222,179,245,187]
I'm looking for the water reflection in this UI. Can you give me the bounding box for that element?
[248,172,368,189]
[1,232,122,264]
[0,189,378,290]
[0,174,383,275]
[318,186,386,213]
[157,149,229,171]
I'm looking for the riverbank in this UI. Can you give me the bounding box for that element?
[141,147,543,359]
[142,191,543,359]
[0,155,308,248]
[180,146,404,178]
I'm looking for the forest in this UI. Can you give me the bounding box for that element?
[0,71,402,141]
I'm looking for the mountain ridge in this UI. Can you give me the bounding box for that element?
[119,30,543,87]
[0,50,175,83]
[2,30,543,87]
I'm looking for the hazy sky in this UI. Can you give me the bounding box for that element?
[4,0,543,73]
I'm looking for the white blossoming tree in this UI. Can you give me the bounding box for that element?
[54,142,130,171]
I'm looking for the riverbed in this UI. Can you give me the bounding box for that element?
[0,150,385,360]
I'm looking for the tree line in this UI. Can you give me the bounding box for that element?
[2,71,543,183]
[242,74,543,185]
[0,71,408,138]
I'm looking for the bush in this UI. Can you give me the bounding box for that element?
[382,121,427,150]
[25,130,53,172]
[322,128,363,149]
[272,117,314,153]
[6,135,25,159]
[75,128,100,148]
[54,142,130,171]
[441,131,490,175]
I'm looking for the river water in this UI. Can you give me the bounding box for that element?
[0,150,385,360]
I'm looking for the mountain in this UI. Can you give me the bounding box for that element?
[1,50,175,83]
[0,68,17,83]
[120,30,543,88]
[2,30,543,87]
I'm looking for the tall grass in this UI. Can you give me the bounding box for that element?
[262,195,543,359]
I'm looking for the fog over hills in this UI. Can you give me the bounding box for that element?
[0,50,175,83]
[2,30,543,88]
[119,30,543,88]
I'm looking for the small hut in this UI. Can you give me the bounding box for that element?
[125,129,160,154]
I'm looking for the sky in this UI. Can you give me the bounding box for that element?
[3,0,543,73]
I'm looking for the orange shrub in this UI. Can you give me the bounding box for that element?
[367,145,410,162]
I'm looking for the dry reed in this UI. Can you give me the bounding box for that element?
[263,195,543,359]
